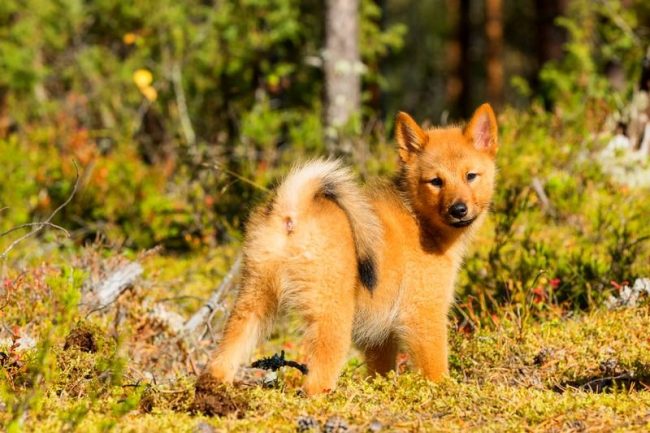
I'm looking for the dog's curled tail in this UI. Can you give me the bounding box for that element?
[274,159,382,291]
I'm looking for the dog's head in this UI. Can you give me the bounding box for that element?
[395,104,498,232]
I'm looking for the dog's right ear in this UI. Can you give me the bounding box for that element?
[464,103,498,156]
[396,112,427,162]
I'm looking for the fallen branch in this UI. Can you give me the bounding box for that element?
[1,161,80,264]
[97,262,143,308]
[183,253,242,335]
[554,373,650,393]
[84,261,144,313]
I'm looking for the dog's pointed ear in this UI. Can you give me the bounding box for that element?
[464,103,498,156]
[396,111,427,162]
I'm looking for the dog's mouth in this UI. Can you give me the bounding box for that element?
[447,217,477,228]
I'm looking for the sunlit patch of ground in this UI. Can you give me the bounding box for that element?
[1,248,649,432]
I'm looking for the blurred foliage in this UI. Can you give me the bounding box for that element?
[458,106,650,324]
[452,0,650,321]
[539,0,648,115]
[0,0,404,248]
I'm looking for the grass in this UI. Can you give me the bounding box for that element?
[1,247,649,433]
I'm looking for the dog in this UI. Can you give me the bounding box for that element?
[205,103,499,395]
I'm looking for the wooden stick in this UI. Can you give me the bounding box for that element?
[94,262,144,308]
[184,252,242,335]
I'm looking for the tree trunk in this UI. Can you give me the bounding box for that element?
[534,0,568,72]
[446,0,474,118]
[533,0,568,107]
[445,0,462,118]
[485,0,503,109]
[458,0,472,117]
[324,0,361,153]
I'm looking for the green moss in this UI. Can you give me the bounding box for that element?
[1,306,647,432]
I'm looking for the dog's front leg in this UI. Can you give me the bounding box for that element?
[401,303,449,381]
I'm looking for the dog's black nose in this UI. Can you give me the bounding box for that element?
[449,202,468,219]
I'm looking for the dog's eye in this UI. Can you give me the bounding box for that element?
[430,177,443,187]
[467,172,478,182]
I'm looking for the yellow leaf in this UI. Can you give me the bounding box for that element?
[133,69,153,89]
[123,33,137,45]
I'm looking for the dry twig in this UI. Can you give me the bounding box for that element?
[84,261,144,314]
[0,161,80,261]
[95,262,144,309]
[206,162,270,193]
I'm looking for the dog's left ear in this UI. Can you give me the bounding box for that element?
[464,103,498,156]
[396,111,427,162]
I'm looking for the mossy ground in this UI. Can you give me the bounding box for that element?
[1,247,649,432]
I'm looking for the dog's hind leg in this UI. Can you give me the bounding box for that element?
[207,276,276,383]
[298,277,355,395]
[301,310,354,395]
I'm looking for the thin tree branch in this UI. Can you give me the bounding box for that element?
[0,161,80,261]
[206,162,270,193]
[0,222,70,238]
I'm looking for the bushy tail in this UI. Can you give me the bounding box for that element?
[273,159,382,291]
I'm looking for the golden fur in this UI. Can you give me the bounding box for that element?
[206,104,499,395]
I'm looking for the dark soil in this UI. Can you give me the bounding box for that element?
[553,360,650,393]
[553,374,650,393]
[64,325,97,353]
[191,373,249,418]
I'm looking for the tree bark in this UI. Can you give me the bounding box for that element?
[458,0,472,117]
[485,0,503,109]
[324,0,361,153]
[534,0,568,72]
[445,0,462,116]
